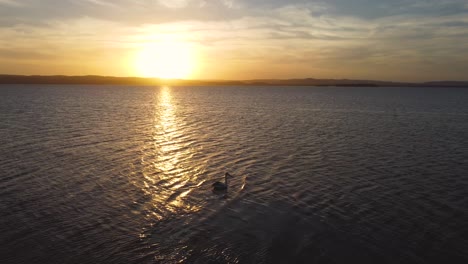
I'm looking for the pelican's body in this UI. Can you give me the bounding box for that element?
[212,172,232,191]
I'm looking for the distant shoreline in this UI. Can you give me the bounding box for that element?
[1,75,467,88]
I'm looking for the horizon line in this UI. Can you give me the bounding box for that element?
[1,74,468,84]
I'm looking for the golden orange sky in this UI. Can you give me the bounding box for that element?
[0,0,467,81]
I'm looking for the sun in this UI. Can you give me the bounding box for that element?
[134,41,196,79]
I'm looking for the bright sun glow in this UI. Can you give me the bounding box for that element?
[134,41,196,79]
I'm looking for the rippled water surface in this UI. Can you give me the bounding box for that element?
[1,85,468,264]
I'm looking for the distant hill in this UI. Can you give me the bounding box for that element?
[422,81,468,87]
[0,75,467,87]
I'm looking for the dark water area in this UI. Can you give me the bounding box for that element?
[1,85,467,264]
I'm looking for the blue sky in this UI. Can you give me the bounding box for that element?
[0,0,467,80]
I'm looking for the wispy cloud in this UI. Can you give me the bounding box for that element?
[157,0,195,9]
[83,0,116,8]
[0,0,22,7]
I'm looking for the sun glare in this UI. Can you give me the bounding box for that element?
[134,41,196,79]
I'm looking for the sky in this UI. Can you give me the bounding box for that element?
[0,0,467,81]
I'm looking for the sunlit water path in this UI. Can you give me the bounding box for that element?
[1,85,467,263]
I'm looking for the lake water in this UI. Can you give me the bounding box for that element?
[1,85,467,264]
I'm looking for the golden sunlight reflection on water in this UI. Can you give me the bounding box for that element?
[155,86,179,174]
[138,86,204,221]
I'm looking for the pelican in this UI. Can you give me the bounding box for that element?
[212,172,232,191]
